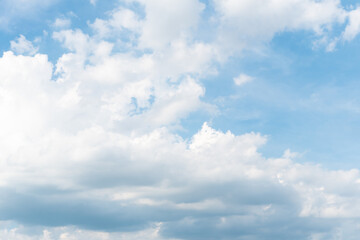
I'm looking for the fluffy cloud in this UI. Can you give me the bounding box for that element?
[342,7,360,41]
[10,35,38,56]
[52,17,71,29]
[213,0,346,55]
[91,0,204,50]
[2,0,360,239]
[1,89,360,239]
[135,0,205,50]
[91,7,141,39]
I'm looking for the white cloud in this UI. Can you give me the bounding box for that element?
[90,0,205,51]
[10,35,38,56]
[52,17,71,29]
[3,1,360,239]
[213,0,346,56]
[342,7,360,41]
[233,73,254,86]
[51,28,213,129]
[1,89,360,238]
[136,0,205,50]
[91,8,141,38]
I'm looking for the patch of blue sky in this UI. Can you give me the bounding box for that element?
[0,0,117,60]
[341,0,360,8]
[188,28,360,169]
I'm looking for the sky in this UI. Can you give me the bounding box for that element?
[2,0,360,239]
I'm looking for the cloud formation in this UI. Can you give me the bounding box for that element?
[10,35,38,55]
[1,0,360,239]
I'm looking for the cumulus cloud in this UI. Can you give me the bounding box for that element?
[10,35,38,55]
[52,17,71,29]
[1,86,360,239]
[135,0,205,50]
[91,8,141,39]
[213,0,346,56]
[2,0,360,239]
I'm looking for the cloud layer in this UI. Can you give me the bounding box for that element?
[2,0,360,239]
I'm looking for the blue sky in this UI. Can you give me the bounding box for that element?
[2,0,360,239]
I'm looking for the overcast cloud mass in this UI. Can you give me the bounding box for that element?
[2,0,360,239]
